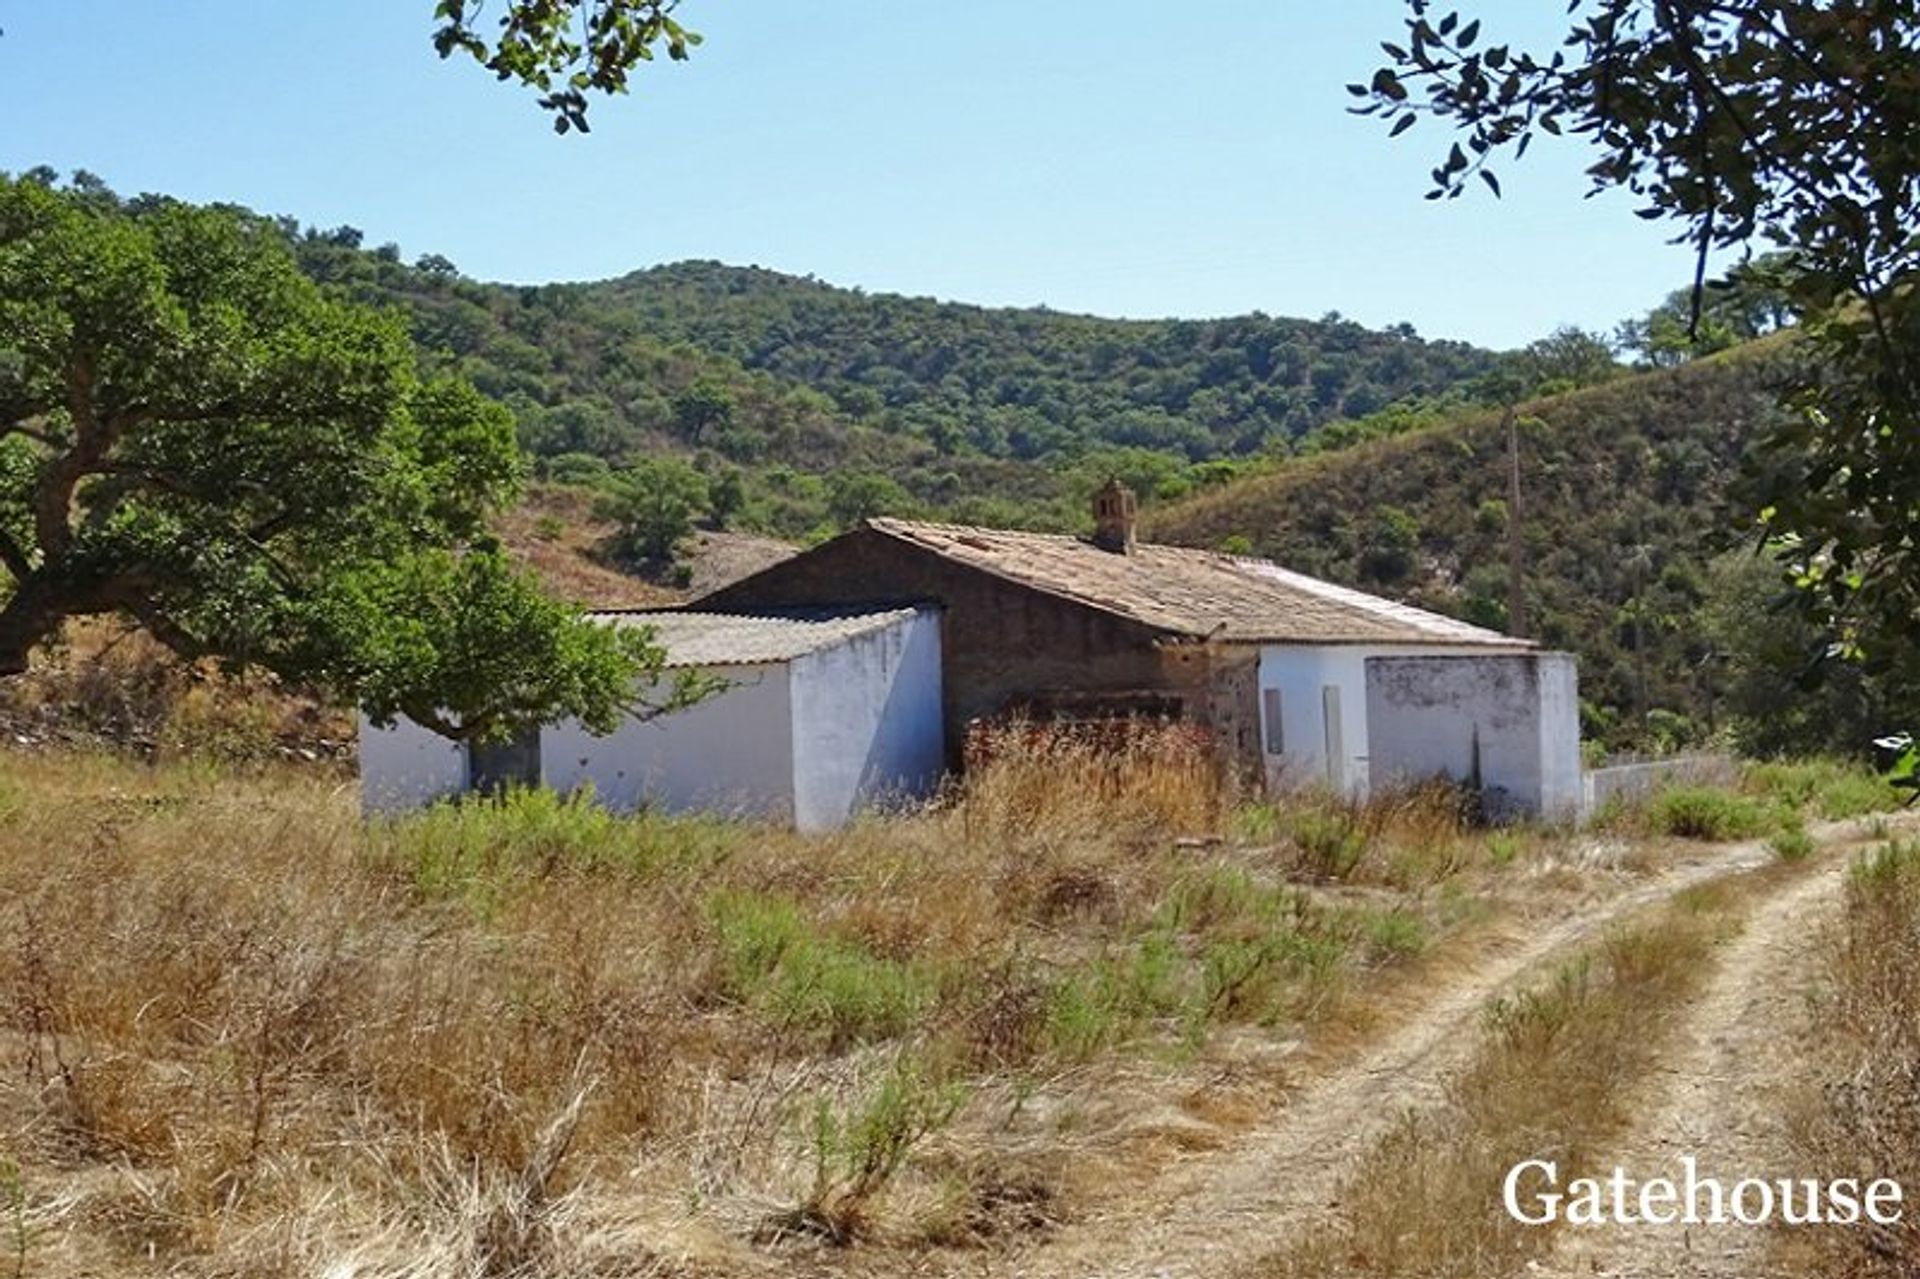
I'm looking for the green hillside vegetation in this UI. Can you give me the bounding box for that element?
[281,228,1519,541]
[1146,343,1810,754]
[579,260,1497,456]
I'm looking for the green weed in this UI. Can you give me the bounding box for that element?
[1648,786,1770,841]
[370,786,739,910]
[709,892,937,1048]
[1362,909,1430,960]
[1284,805,1371,879]
[787,1057,967,1244]
[1769,823,1816,861]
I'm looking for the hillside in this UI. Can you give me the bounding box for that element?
[1146,344,1795,751]
[288,233,1502,535]
[576,260,1496,457]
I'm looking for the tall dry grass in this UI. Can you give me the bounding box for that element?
[1787,839,1920,1275]
[0,733,1549,1277]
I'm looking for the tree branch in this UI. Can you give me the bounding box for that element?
[0,528,32,581]
[34,353,121,561]
[2,421,63,449]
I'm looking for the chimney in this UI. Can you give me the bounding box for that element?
[1091,478,1137,554]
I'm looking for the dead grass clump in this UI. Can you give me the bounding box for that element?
[960,720,1232,847]
[1787,839,1920,1275]
[1264,884,1736,1277]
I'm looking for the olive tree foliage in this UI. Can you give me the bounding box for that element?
[431,0,701,133]
[1359,1,1920,677]
[0,174,700,741]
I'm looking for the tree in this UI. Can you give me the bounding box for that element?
[825,470,912,530]
[670,377,734,445]
[707,466,746,527]
[0,174,689,742]
[1698,548,1920,755]
[598,456,709,563]
[1616,255,1799,368]
[1359,2,1920,687]
[431,0,702,133]
[1511,326,1623,396]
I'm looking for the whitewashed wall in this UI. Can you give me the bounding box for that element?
[540,662,797,821]
[1254,645,1378,798]
[358,711,467,812]
[1254,645,1582,821]
[1362,651,1583,821]
[788,610,944,832]
[1535,653,1583,822]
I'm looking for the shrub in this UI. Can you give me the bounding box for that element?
[1362,909,1430,960]
[1485,831,1523,865]
[1742,758,1900,820]
[783,1057,967,1243]
[370,787,738,909]
[1769,824,1816,861]
[1283,804,1371,879]
[1648,786,1769,840]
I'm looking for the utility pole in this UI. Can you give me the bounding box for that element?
[1505,406,1528,639]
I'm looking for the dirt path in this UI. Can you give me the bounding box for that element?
[976,825,1891,1279]
[1528,848,1858,1278]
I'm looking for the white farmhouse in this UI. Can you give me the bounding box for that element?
[359,608,944,831]
[696,484,1585,822]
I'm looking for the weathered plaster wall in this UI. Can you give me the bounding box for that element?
[541,663,797,821]
[1362,651,1583,821]
[359,712,467,812]
[788,610,945,832]
[1535,653,1584,822]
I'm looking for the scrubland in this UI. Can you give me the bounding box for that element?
[0,739,1899,1278]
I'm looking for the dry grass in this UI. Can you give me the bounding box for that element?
[1785,838,1920,1276]
[1257,876,1749,1277]
[493,483,681,609]
[0,619,352,767]
[0,735,1567,1277]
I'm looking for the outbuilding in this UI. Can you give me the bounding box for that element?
[697,484,1583,821]
[359,607,944,831]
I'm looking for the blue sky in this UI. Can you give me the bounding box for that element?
[0,2,1695,349]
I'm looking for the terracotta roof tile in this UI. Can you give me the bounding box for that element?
[865,518,1526,648]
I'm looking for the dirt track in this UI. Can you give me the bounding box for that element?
[1529,850,1855,1277]
[980,843,1768,1276]
[973,819,1899,1279]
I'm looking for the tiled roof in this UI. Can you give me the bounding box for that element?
[587,608,923,667]
[864,518,1527,648]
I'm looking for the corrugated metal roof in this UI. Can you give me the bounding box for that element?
[864,518,1527,649]
[586,608,924,668]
